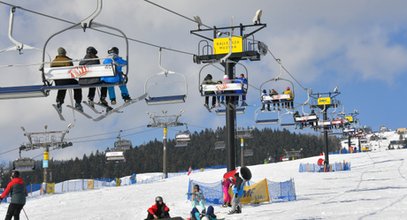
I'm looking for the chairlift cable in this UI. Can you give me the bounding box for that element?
[0,1,195,56]
[266,47,308,91]
[144,0,212,30]
[0,146,20,156]
[67,125,148,141]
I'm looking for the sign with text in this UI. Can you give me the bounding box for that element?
[240,178,270,204]
[317,97,331,106]
[213,36,243,55]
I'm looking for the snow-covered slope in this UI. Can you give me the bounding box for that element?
[1,149,407,219]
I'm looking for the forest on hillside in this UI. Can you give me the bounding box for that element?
[2,127,340,186]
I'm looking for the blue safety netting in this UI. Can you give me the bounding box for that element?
[267,179,296,202]
[298,162,351,172]
[187,179,223,205]
[187,178,297,205]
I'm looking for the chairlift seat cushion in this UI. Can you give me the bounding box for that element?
[255,119,279,124]
[145,95,186,104]
[201,83,244,93]
[295,115,318,122]
[44,64,115,80]
[0,85,48,99]
[262,94,291,102]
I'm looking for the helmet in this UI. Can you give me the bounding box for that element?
[155,196,163,203]
[11,170,19,178]
[86,46,97,55]
[262,89,267,93]
[57,47,66,55]
[286,87,290,90]
[108,47,119,55]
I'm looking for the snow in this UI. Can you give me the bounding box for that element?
[1,149,407,219]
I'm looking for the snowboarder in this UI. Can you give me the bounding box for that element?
[260,89,269,111]
[78,46,108,107]
[0,170,27,220]
[101,47,131,105]
[229,172,244,214]
[145,196,170,219]
[51,47,83,112]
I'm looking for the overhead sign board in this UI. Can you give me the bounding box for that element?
[213,36,243,55]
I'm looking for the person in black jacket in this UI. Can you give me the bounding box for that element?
[0,170,27,220]
[78,46,108,107]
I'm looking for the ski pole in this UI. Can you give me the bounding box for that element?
[22,208,29,220]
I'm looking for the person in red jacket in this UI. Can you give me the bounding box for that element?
[145,196,170,219]
[0,170,27,220]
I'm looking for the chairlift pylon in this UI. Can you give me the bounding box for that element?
[144,48,187,105]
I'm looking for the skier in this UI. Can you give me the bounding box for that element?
[229,172,244,214]
[51,47,83,112]
[222,177,232,207]
[101,47,131,105]
[260,89,269,111]
[78,46,108,107]
[0,170,27,220]
[283,87,294,109]
[202,74,216,109]
[269,89,279,110]
[191,184,206,213]
[236,73,248,106]
[145,196,170,219]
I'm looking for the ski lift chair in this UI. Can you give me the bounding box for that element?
[175,130,191,147]
[41,0,129,90]
[0,7,51,99]
[215,107,246,115]
[214,141,226,150]
[145,49,187,105]
[13,158,35,172]
[198,62,249,97]
[105,151,125,161]
[254,107,279,124]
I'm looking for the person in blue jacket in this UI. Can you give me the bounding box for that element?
[101,47,131,105]
[229,172,244,214]
[235,73,248,106]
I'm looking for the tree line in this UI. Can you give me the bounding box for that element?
[2,127,340,186]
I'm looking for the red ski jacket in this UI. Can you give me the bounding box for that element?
[148,203,170,215]
[1,177,26,204]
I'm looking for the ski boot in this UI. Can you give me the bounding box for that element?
[123,96,132,103]
[88,98,95,108]
[111,99,117,105]
[56,102,62,113]
[75,103,83,112]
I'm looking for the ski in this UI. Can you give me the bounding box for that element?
[82,101,102,114]
[66,105,93,119]
[52,104,65,121]
[93,93,148,121]
[204,104,212,112]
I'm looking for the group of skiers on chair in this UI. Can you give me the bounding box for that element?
[145,172,245,219]
[202,73,248,110]
[261,86,294,111]
[50,46,131,113]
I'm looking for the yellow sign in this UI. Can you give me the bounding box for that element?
[46,183,55,194]
[213,36,243,55]
[240,179,270,204]
[87,180,95,189]
[345,116,354,123]
[43,151,49,160]
[317,97,331,106]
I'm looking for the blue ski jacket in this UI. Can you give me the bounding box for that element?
[101,54,127,83]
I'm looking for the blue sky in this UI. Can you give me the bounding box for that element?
[0,0,406,162]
